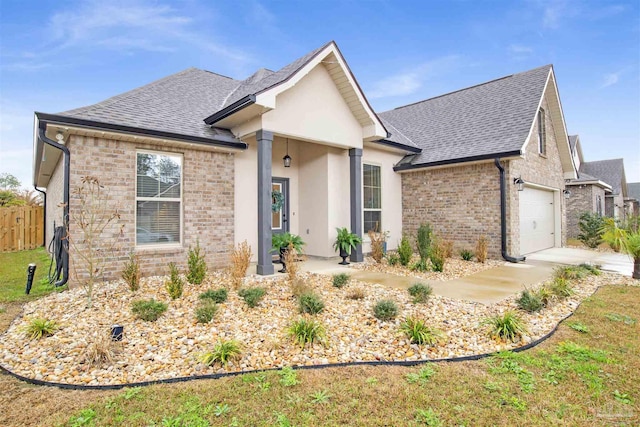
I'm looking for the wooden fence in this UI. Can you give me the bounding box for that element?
[0,206,44,252]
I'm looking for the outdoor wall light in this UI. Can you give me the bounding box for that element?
[514,177,525,191]
[283,138,291,168]
[563,189,571,199]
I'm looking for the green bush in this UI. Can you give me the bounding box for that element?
[332,273,350,288]
[460,249,474,261]
[550,277,573,298]
[200,340,242,366]
[165,262,184,300]
[238,287,266,308]
[373,299,399,321]
[299,292,325,315]
[483,311,527,342]
[429,240,446,272]
[23,318,59,340]
[416,223,433,261]
[199,288,228,303]
[577,263,601,276]
[554,265,587,281]
[410,258,429,272]
[186,240,207,284]
[516,289,544,313]
[288,318,326,348]
[400,317,444,346]
[121,252,140,291]
[398,236,413,266]
[195,301,218,323]
[577,212,604,248]
[131,299,167,321]
[386,253,400,266]
[408,283,432,304]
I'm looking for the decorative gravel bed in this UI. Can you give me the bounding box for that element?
[0,270,636,386]
[350,256,503,280]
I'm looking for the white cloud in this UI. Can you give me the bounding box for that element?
[602,72,621,88]
[508,44,533,55]
[367,55,461,99]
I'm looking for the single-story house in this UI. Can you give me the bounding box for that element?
[578,158,628,220]
[565,135,612,238]
[33,41,576,282]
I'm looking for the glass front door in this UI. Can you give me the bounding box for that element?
[272,177,289,234]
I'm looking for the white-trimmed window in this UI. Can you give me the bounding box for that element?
[363,163,382,233]
[537,108,546,155]
[136,151,182,246]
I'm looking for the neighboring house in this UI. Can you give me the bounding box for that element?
[565,135,612,238]
[579,158,628,220]
[33,41,576,281]
[627,182,640,216]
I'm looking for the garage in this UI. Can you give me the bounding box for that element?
[519,187,556,254]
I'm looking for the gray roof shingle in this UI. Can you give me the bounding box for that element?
[628,182,640,201]
[568,135,578,152]
[59,68,241,141]
[580,159,625,195]
[379,65,552,167]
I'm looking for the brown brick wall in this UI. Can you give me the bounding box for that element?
[45,157,65,246]
[566,184,605,238]
[401,95,568,258]
[66,134,234,282]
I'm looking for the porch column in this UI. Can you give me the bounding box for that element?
[256,130,274,275]
[349,148,363,262]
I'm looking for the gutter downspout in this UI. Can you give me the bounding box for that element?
[38,123,70,287]
[494,158,526,263]
[34,186,46,247]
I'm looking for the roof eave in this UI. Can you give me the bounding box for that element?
[394,150,523,172]
[374,139,421,153]
[203,95,256,125]
[35,112,247,149]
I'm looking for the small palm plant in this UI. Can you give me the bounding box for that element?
[622,229,640,279]
[333,227,362,265]
[483,311,527,342]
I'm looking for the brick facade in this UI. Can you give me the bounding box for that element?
[401,96,568,258]
[566,184,605,238]
[55,134,234,282]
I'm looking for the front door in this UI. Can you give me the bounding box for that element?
[272,177,289,234]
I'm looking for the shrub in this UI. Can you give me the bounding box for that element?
[373,299,399,321]
[577,263,601,276]
[368,229,386,263]
[475,235,488,263]
[483,311,527,342]
[283,242,301,284]
[131,299,167,321]
[199,288,228,303]
[288,317,326,348]
[536,285,554,306]
[550,277,573,297]
[299,292,325,315]
[577,212,604,248]
[229,240,252,289]
[387,253,400,266]
[291,278,312,298]
[601,217,625,252]
[195,301,218,323]
[408,283,433,304]
[398,236,413,266]
[121,252,140,291]
[346,288,366,300]
[83,333,121,366]
[416,223,433,261]
[554,265,587,281]
[332,273,350,288]
[429,238,446,272]
[400,317,445,346]
[410,259,429,272]
[516,289,544,313]
[440,240,454,258]
[460,249,474,261]
[200,340,242,366]
[165,262,184,300]
[238,287,266,308]
[186,240,207,285]
[23,318,59,340]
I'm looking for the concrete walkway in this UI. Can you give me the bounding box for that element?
[288,247,634,305]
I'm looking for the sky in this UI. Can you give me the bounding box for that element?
[1,0,639,188]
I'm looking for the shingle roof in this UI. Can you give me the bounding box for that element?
[59,68,241,142]
[568,135,578,152]
[220,42,332,108]
[379,65,552,168]
[580,159,625,195]
[628,182,640,201]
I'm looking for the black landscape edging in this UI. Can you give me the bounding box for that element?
[0,309,576,391]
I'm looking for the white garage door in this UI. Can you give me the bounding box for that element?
[519,187,555,254]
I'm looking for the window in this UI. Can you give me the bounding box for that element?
[596,195,602,216]
[537,108,546,155]
[363,164,381,233]
[136,151,182,246]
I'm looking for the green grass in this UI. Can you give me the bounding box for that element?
[4,284,640,427]
[0,247,57,302]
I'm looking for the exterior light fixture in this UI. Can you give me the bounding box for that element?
[563,189,571,199]
[514,177,525,191]
[283,138,291,168]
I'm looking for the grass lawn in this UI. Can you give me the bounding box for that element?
[0,247,58,303]
[1,283,637,426]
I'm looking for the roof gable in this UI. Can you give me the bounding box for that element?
[628,182,640,201]
[580,158,627,196]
